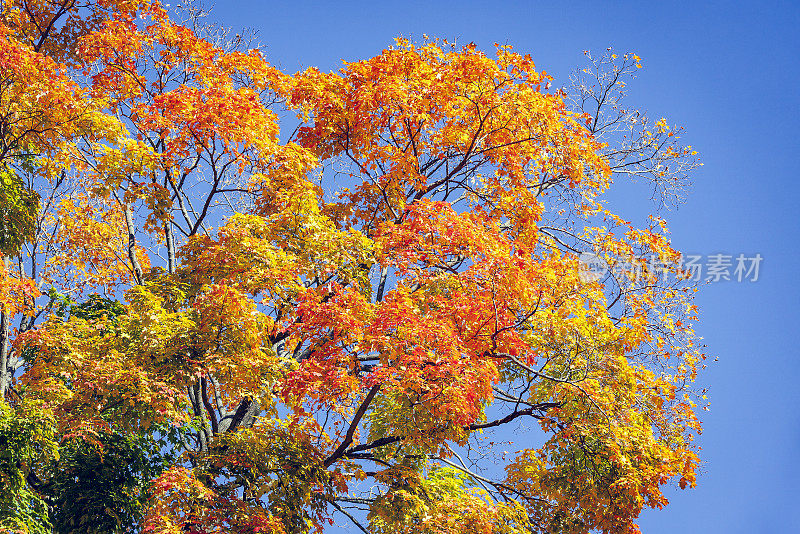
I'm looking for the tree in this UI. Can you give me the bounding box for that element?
[0,2,704,533]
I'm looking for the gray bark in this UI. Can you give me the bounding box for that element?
[0,256,10,398]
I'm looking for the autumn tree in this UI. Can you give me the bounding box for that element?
[0,2,704,533]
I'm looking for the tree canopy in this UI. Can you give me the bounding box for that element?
[0,2,704,533]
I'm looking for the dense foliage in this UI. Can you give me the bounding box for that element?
[0,2,704,533]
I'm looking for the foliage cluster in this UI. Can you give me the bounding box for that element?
[0,2,703,533]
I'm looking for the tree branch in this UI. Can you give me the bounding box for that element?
[324,385,381,467]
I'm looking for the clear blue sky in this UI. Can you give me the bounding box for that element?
[210,2,800,531]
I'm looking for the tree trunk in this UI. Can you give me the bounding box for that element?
[123,204,144,284]
[0,255,11,399]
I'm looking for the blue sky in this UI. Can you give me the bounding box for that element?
[211,2,800,531]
